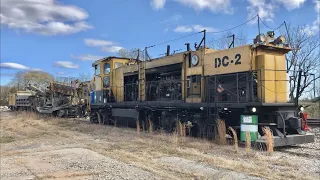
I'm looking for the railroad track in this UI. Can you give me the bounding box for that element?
[307,118,320,126]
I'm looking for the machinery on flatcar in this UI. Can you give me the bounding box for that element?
[89,31,314,146]
[9,79,90,118]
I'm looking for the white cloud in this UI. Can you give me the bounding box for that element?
[315,0,320,13]
[71,54,104,61]
[174,25,193,32]
[150,0,166,10]
[84,39,114,47]
[174,25,216,33]
[274,0,306,10]
[0,0,92,35]
[0,62,41,71]
[247,0,308,22]
[247,0,275,22]
[0,62,30,70]
[303,16,320,35]
[54,61,79,69]
[192,25,217,32]
[162,14,182,32]
[174,0,232,13]
[101,46,124,53]
[84,38,124,53]
[302,0,320,36]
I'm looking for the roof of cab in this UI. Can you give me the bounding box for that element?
[92,56,137,66]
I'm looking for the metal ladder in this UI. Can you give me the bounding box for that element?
[138,61,146,101]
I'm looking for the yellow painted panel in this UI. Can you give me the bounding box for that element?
[256,54,276,103]
[275,55,287,103]
[9,94,15,106]
[256,54,288,103]
[205,48,218,54]
[146,53,184,69]
[186,98,201,103]
[112,62,125,103]
[181,61,186,100]
[93,75,102,91]
[122,65,138,74]
[204,45,252,75]
[264,56,276,103]
[186,66,202,75]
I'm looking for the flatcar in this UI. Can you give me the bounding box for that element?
[8,80,90,118]
[89,31,314,146]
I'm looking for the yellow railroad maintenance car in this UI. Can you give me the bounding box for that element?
[8,91,35,111]
[89,31,314,146]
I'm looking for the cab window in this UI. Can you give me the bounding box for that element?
[103,76,110,88]
[104,63,110,74]
[94,64,100,75]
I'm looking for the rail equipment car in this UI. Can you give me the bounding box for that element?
[9,80,90,118]
[9,91,35,111]
[89,31,314,146]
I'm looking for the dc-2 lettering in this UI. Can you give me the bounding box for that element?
[215,54,241,68]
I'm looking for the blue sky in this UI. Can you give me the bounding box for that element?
[1,0,319,85]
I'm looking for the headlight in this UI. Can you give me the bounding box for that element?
[252,107,257,113]
[300,106,304,111]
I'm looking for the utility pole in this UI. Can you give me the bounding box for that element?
[228,34,235,48]
[295,69,303,107]
[257,15,261,35]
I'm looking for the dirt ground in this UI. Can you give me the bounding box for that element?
[0,111,319,180]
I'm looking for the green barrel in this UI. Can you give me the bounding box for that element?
[240,115,258,141]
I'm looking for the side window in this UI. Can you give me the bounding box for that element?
[114,62,123,69]
[104,63,110,74]
[95,64,100,75]
[103,76,110,88]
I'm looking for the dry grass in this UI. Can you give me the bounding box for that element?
[171,130,179,149]
[1,112,318,180]
[148,120,153,134]
[228,127,238,153]
[245,131,251,153]
[182,124,186,137]
[0,136,15,143]
[96,112,102,125]
[217,119,227,145]
[177,121,186,138]
[262,127,274,154]
[19,111,39,121]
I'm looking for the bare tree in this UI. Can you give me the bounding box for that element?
[118,48,146,60]
[208,31,248,50]
[285,24,320,100]
[9,71,54,91]
[78,72,92,82]
[0,85,10,105]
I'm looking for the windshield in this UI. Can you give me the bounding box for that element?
[104,63,110,74]
[94,64,100,75]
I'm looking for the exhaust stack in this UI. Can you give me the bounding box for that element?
[166,45,170,56]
